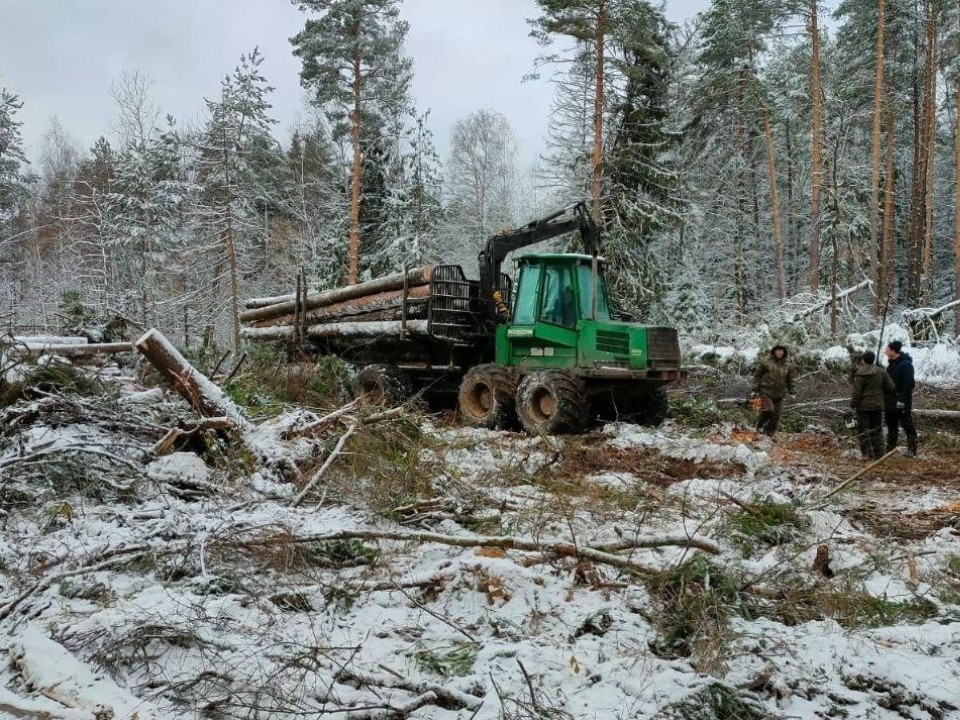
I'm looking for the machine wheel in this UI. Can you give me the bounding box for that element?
[354,365,412,406]
[457,364,518,429]
[632,387,669,427]
[516,370,589,435]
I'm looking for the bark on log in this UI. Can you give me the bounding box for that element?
[252,284,431,328]
[16,342,134,356]
[239,266,436,323]
[135,328,250,429]
[11,335,88,345]
[912,408,960,420]
[242,320,430,342]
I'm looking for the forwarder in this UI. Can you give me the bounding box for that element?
[241,202,684,435]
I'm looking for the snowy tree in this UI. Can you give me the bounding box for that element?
[0,89,29,224]
[291,0,413,285]
[442,109,519,271]
[194,47,279,350]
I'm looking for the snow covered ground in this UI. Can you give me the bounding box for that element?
[2,359,960,720]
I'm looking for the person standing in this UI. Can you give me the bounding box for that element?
[884,340,918,457]
[850,350,895,460]
[752,345,796,437]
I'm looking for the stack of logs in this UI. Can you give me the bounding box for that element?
[240,266,437,343]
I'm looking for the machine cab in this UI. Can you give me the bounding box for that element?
[510,254,611,329]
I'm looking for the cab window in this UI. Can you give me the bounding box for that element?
[577,263,611,320]
[540,265,577,328]
[512,264,539,325]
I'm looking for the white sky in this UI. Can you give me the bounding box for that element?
[0,0,709,166]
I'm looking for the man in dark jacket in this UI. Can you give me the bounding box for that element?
[752,345,796,437]
[850,350,895,460]
[884,340,918,457]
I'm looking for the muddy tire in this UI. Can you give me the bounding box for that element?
[354,365,412,406]
[458,364,518,429]
[516,370,589,435]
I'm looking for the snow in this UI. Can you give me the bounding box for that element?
[3,362,960,719]
[690,331,960,387]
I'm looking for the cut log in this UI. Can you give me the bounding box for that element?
[243,319,430,342]
[135,329,250,429]
[912,409,960,420]
[16,342,134,356]
[239,265,435,324]
[10,335,89,345]
[252,284,431,328]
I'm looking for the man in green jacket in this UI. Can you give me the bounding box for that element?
[850,350,895,460]
[752,345,797,437]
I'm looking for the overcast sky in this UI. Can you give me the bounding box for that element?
[1,0,708,166]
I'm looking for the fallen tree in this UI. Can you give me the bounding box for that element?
[135,328,250,429]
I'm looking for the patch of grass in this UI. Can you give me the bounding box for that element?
[59,579,116,605]
[645,556,748,666]
[409,641,479,677]
[338,419,439,516]
[653,682,772,720]
[761,580,939,629]
[17,362,101,400]
[669,397,726,428]
[730,499,808,550]
[224,346,352,416]
[306,539,379,568]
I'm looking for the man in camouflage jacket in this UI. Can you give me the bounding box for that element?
[752,345,797,437]
[850,350,895,460]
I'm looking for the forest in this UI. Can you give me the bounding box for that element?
[1,0,959,349]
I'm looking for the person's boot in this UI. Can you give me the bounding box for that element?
[904,436,918,458]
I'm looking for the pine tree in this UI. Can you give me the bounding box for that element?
[291,0,413,285]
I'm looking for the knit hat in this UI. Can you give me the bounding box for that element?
[887,340,903,354]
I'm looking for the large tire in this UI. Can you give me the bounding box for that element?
[353,365,412,406]
[458,364,518,429]
[516,370,589,435]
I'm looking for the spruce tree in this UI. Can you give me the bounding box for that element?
[0,89,29,223]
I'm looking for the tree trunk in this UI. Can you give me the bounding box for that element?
[760,104,786,301]
[809,0,824,294]
[221,113,241,353]
[956,71,960,335]
[348,45,363,285]
[135,328,250,428]
[907,16,925,306]
[882,104,897,302]
[785,123,796,293]
[591,0,607,224]
[920,1,937,305]
[868,0,886,314]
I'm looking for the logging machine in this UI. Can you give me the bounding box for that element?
[241,202,684,434]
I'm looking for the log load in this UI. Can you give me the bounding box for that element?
[242,320,430,342]
[240,266,435,325]
[250,284,431,328]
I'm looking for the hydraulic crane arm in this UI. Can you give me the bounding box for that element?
[477,201,600,314]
